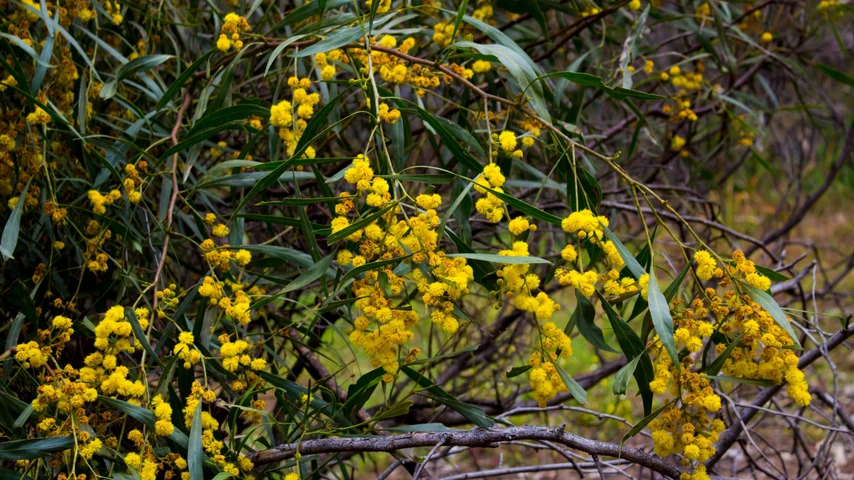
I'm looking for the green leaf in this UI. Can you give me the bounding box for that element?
[265,35,309,76]
[453,41,550,122]
[99,396,189,448]
[0,436,74,460]
[327,203,397,244]
[0,33,52,68]
[542,71,665,101]
[565,163,601,213]
[158,104,269,163]
[597,291,654,415]
[188,401,205,480]
[479,182,563,225]
[613,354,642,396]
[753,265,789,282]
[291,26,363,58]
[343,368,384,421]
[409,107,483,173]
[619,4,650,89]
[555,363,587,404]
[574,290,619,353]
[506,365,532,378]
[742,283,801,349]
[211,473,237,480]
[99,396,155,425]
[816,64,854,87]
[270,0,349,31]
[401,366,494,429]
[704,333,744,376]
[703,375,776,387]
[157,50,215,110]
[370,400,413,423]
[647,269,680,369]
[601,226,645,279]
[234,88,352,214]
[101,55,172,99]
[378,173,456,184]
[449,0,469,45]
[1,179,30,260]
[621,399,675,446]
[444,253,550,265]
[257,196,342,207]
[125,307,161,367]
[282,251,336,293]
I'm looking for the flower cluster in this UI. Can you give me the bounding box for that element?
[647,250,809,477]
[270,76,321,159]
[474,163,506,222]
[217,13,250,52]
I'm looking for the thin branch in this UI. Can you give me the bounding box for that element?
[248,425,684,477]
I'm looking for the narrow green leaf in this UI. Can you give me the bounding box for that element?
[1,180,30,260]
[753,265,789,282]
[454,41,550,121]
[703,375,776,387]
[125,307,161,367]
[542,71,665,101]
[647,269,680,369]
[401,366,495,428]
[369,400,413,423]
[574,290,619,353]
[742,283,801,349]
[555,363,587,404]
[157,50,215,111]
[704,333,744,376]
[101,55,172,99]
[597,291,654,415]
[621,399,675,446]
[188,402,205,480]
[613,354,642,396]
[291,26,362,58]
[383,423,461,433]
[0,437,74,460]
[257,196,341,207]
[601,226,645,279]
[327,203,397,244]
[445,253,550,265]
[816,64,854,87]
[506,365,532,378]
[283,251,336,293]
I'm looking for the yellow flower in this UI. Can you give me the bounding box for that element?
[416,193,442,210]
[26,107,51,125]
[472,60,492,73]
[671,134,686,150]
[498,131,517,152]
[693,250,716,281]
[508,217,530,236]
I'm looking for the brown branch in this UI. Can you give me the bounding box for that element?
[705,323,854,470]
[151,92,192,316]
[248,424,684,478]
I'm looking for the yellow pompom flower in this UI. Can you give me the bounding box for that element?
[498,131,517,152]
